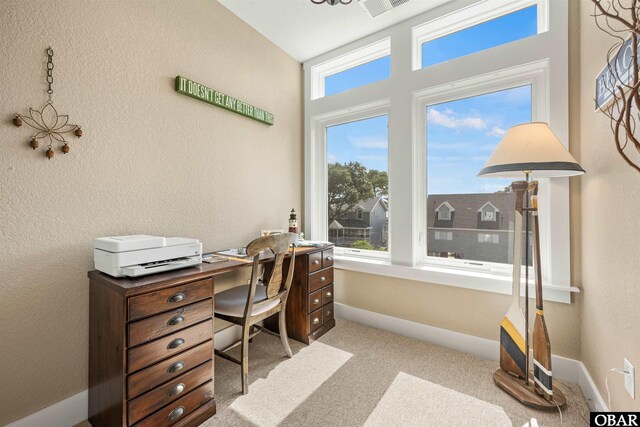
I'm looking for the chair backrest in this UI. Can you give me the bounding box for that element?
[246,233,297,299]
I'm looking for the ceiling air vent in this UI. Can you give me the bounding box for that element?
[359,0,409,18]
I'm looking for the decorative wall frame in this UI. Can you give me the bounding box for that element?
[13,47,83,159]
[593,0,640,173]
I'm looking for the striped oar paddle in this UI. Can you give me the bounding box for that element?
[499,181,528,379]
[530,181,553,400]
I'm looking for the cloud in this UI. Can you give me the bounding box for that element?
[487,126,506,137]
[349,136,387,149]
[428,141,472,150]
[327,154,338,163]
[427,108,486,130]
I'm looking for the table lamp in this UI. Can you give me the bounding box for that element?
[478,122,584,409]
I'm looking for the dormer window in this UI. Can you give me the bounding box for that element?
[356,209,363,220]
[479,202,499,222]
[435,202,454,221]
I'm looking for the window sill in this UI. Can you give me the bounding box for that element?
[334,255,579,304]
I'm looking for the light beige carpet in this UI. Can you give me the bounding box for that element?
[77,319,590,427]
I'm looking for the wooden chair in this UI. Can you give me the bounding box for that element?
[213,233,297,394]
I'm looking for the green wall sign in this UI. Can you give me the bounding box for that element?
[175,76,274,126]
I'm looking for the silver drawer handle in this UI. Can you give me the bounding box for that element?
[168,315,184,326]
[168,383,185,397]
[167,361,185,373]
[168,406,185,421]
[168,293,185,303]
[326,292,332,298]
[326,310,332,316]
[326,256,332,261]
[313,298,320,305]
[320,276,326,282]
[313,260,320,265]
[167,338,185,349]
[313,317,320,325]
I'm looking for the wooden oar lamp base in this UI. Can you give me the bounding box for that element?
[494,369,566,411]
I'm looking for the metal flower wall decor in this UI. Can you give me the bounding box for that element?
[592,0,640,173]
[13,47,83,159]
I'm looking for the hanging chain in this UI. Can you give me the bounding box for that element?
[46,47,54,102]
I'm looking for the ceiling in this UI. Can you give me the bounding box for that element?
[218,0,455,62]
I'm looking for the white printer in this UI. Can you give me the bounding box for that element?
[93,235,202,278]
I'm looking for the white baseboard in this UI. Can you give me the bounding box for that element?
[6,389,87,427]
[8,306,608,426]
[334,302,607,410]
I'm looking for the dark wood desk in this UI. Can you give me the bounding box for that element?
[88,243,334,427]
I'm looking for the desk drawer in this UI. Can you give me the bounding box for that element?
[133,380,214,427]
[309,308,322,334]
[128,278,213,321]
[128,319,212,373]
[308,268,333,293]
[308,251,322,273]
[321,284,334,306]
[308,289,323,313]
[322,248,334,269]
[128,299,213,347]
[323,302,334,325]
[128,362,211,425]
[128,340,213,399]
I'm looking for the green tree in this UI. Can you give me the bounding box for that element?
[351,240,374,250]
[328,162,374,219]
[367,169,388,197]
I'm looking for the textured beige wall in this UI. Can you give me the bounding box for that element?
[576,0,640,412]
[0,0,302,424]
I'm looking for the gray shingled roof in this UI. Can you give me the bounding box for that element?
[427,193,515,231]
[357,196,387,212]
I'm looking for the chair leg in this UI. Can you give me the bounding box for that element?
[249,325,255,343]
[241,324,251,395]
[279,310,293,358]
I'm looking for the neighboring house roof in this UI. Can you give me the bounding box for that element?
[428,192,515,230]
[329,219,372,229]
[359,196,387,212]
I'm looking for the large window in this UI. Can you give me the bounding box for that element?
[426,85,533,266]
[326,115,389,252]
[305,0,571,301]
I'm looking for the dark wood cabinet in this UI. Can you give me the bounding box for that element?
[88,271,220,427]
[265,245,335,344]
[88,243,335,426]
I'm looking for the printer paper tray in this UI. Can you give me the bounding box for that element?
[121,256,201,277]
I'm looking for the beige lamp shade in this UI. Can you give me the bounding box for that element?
[478,122,585,178]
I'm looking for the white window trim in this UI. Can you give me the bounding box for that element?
[413,59,572,302]
[411,0,548,71]
[310,38,390,100]
[334,255,580,303]
[308,98,390,260]
[479,202,499,221]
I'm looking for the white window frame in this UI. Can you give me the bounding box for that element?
[411,0,549,71]
[304,0,574,303]
[356,209,364,220]
[310,38,391,100]
[307,99,390,260]
[479,202,499,221]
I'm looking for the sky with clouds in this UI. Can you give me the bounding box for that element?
[325,5,536,196]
